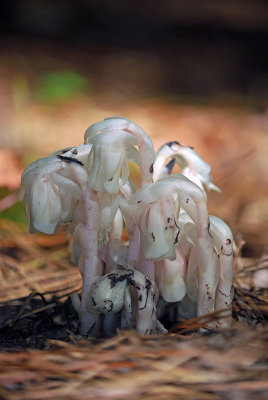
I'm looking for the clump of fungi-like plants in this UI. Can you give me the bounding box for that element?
[20,117,234,336]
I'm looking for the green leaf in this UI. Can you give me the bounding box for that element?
[0,201,27,224]
[35,70,89,102]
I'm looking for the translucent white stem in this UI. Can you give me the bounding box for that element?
[71,164,102,335]
[127,220,140,268]
[197,237,220,318]
[139,243,155,281]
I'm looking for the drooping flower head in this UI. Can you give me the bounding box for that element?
[86,129,138,194]
[129,174,209,261]
[154,141,220,193]
[19,155,85,234]
[84,117,155,194]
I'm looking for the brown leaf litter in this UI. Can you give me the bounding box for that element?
[0,220,267,400]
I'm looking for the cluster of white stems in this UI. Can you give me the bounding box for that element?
[20,117,234,336]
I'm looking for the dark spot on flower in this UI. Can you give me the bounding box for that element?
[104,300,113,312]
[208,221,213,238]
[167,218,170,223]
[151,232,155,242]
[149,164,154,174]
[137,200,142,204]
[166,141,180,147]
[186,198,189,204]
[109,178,113,181]
[166,158,175,174]
[103,261,106,275]
[62,149,68,154]
[57,155,84,166]
[108,271,133,288]
[145,278,152,291]
[91,297,96,306]
[138,295,142,302]
[88,322,96,334]
[139,278,153,311]
[217,288,231,298]
[226,238,231,245]
[174,221,180,244]
[72,149,78,155]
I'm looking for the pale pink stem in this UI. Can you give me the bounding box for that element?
[139,232,155,281]
[209,216,234,327]
[196,246,219,319]
[70,164,102,334]
[183,189,218,320]
[125,217,140,268]
[177,245,187,281]
[195,208,217,319]
[79,186,102,334]
[120,184,140,269]
[215,256,234,327]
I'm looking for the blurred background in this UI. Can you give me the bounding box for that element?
[0,0,267,256]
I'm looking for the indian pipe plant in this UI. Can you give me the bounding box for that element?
[19,117,234,336]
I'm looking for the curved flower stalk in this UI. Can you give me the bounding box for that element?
[153,141,220,193]
[20,152,103,336]
[70,181,103,335]
[124,181,179,279]
[130,175,208,254]
[209,216,234,327]
[130,174,218,318]
[175,215,233,326]
[87,269,167,335]
[84,117,155,188]
[152,142,222,321]
[84,117,155,279]
[153,144,234,325]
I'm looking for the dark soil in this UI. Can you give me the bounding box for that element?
[0,292,79,350]
[0,286,267,351]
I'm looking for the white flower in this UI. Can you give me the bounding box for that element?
[129,174,207,261]
[139,200,179,260]
[154,141,220,192]
[84,117,155,191]
[86,268,166,335]
[155,247,187,302]
[86,130,138,194]
[87,270,131,314]
[19,156,83,234]
[51,144,93,166]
